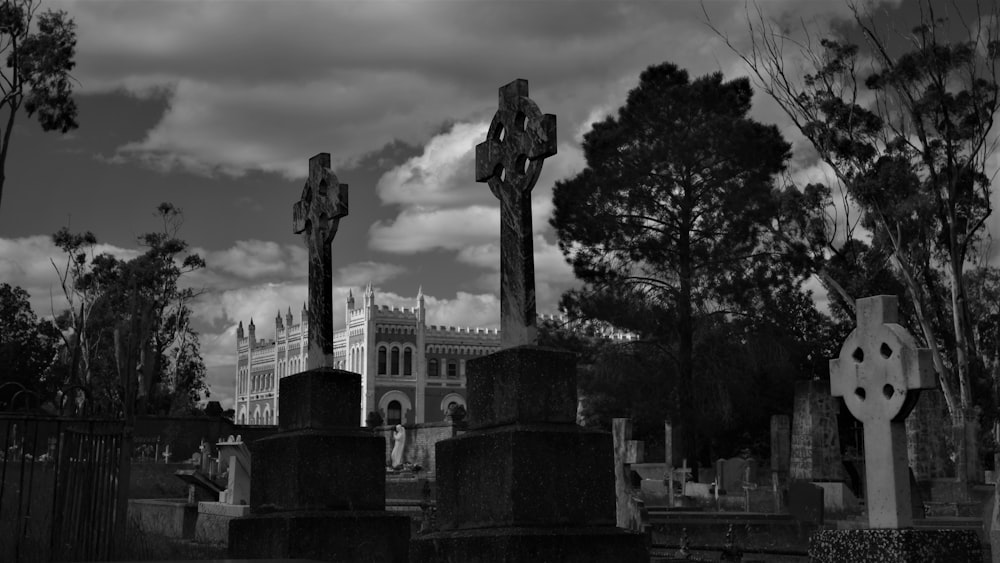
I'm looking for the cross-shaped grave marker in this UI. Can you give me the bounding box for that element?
[292,153,348,370]
[475,79,556,348]
[830,295,936,528]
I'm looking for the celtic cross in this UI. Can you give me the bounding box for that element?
[830,295,936,528]
[475,79,556,348]
[293,153,348,370]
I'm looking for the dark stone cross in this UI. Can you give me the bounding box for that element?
[292,153,348,370]
[475,79,556,348]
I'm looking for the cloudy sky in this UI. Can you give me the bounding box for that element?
[2,0,985,409]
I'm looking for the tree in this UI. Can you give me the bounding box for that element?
[0,283,59,409]
[0,0,77,215]
[50,203,208,416]
[720,0,1000,480]
[551,62,816,468]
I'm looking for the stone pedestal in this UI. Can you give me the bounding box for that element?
[410,346,647,562]
[229,368,409,561]
[809,529,981,563]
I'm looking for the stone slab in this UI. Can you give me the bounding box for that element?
[229,510,410,562]
[812,481,860,513]
[250,430,385,512]
[809,529,981,563]
[631,463,667,481]
[434,425,615,530]
[789,481,824,525]
[196,502,251,546]
[467,346,577,430]
[127,499,197,540]
[278,368,361,431]
[410,526,647,563]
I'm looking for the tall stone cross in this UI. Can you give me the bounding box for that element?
[475,79,557,348]
[292,153,348,370]
[830,295,936,528]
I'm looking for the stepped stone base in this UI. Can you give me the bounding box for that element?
[251,429,385,511]
[809,529,981,563]
[435,425,614,529]
[229,510,410,562]
[411,526,647,563]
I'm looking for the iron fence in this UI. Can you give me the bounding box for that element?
[0,414,128,562]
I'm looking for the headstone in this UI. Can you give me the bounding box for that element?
[721,457,755,494]
[810,296,982,563]
[664,421,674,470]
[906,387,950,481]
[790,379,844,481]
[989,483,1000,563]
[770,414,790,475]
[229,154,409,562]
[612,418,645,531]
[410,80,646,563]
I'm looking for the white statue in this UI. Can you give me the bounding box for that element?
[390,424,406,468]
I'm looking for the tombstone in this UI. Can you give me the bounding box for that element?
[770,414,791,476]
[410,80,646,562]
[808,296,982,563]
[789,380,844,481]
[612,418,645,532]
[720,457,755,494]
[195,436,251,546]
[905,387,950,481]
[664,421,674,470]
[228,154,409,562]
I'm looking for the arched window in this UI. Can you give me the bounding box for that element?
[428,358,439,377]
[391,347,400,375]
[378,346,387,375]
[447,360,458,378]
[387,400,402,426]
[403,348,413,376]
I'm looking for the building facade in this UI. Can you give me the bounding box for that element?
[234,284,500,427]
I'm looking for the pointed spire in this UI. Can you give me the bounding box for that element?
[238,320,244,329]
[349,288,354,299]
[249,317,255,328]
[287,306,292,316]
[418,285,423,298]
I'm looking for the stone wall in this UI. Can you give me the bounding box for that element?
[377,422,466,477]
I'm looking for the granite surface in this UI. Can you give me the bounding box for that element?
[809,528,982,563]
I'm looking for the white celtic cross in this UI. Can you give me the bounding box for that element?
[830,295,936,528]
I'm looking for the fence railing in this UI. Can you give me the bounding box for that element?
[0,414,127,562]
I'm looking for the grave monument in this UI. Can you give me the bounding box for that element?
[228,153,410,561]
[410,79,646,562]
[809,295,980,562]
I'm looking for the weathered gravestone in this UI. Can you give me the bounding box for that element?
[612,418,646,532]
[410,80,646,562]
[789,379,844,482]
[229,154,409,562]
[771,414,790,477]
[809,296,981,562]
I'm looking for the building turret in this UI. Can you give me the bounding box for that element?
[364,281,375,309]
[237,320,244,340]
[347,288,355,311]
[286,307,293,327]
[275,310,284,330]
[417,286,426,323]
[248,318,256,347]
[301,302,308,326]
